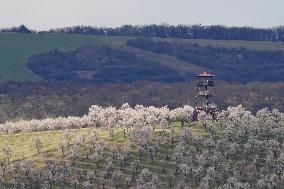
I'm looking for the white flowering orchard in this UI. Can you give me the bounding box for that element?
[0,104,283,188]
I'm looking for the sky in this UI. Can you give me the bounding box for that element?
[0,0,283,30]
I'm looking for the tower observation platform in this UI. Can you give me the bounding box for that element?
[193,71,218,121]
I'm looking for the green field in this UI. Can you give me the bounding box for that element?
[1,33,284,82]
[0,33,115,81]
[156,37,284,52]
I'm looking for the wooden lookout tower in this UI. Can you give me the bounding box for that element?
[193,71,218,121]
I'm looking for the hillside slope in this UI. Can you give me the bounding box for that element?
[1,34,284,122]
[28,37,284,83]
[128,38,284,82]
[0,33,111,81]
[1,33,284,82]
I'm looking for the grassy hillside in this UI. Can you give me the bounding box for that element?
[1,33,284,82]
[0,33,112,81]
[127,38,284,82]
[1,33,284,122]
[155,38,284,52]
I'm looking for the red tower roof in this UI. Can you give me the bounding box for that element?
[197,71,215,77]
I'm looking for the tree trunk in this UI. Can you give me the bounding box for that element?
[181,121,184,129]
[168,178,172,187]
[139,152,142,161]
[123,128,127,137]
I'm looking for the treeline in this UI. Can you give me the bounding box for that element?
[44,25,284,42]
[2,24,284,41]
[0,25,34,33]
